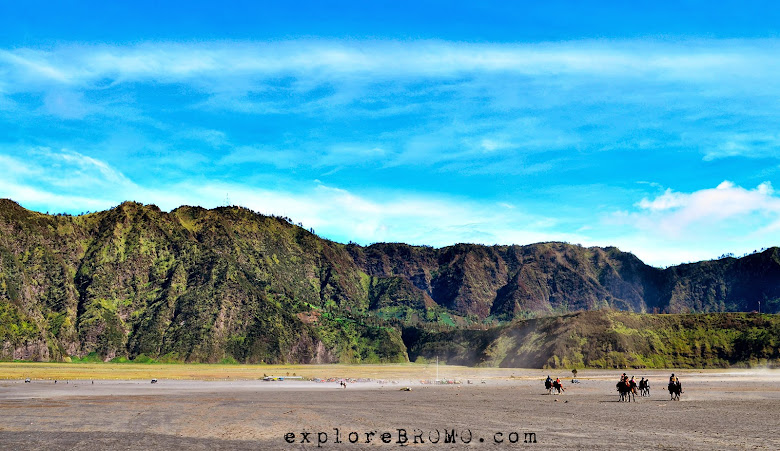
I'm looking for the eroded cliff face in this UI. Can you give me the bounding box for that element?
[2,340,50,361]
[404,311,780,369]
[1,199,778,362]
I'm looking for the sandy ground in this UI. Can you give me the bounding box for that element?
[1,369,779,450]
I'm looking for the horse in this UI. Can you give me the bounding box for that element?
[668,381,682,400]
[616,381,637,402]
[552,380,564,394]
[639,379,650,397]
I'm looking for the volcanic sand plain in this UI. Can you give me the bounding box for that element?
[1,365,778,450]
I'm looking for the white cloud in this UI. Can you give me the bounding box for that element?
[2,39,780,92]
[664,181,780,231]
[607,181,780,266]
[0,154,37,177]
[637,188,688,211]
[184,184,588,248]
[637,181,780,221]
[0,148,139,208]
[4,39,780,166]
[44,148,134,188]
[701,133,780,161]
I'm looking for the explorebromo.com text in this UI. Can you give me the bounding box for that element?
[285,428,537,447]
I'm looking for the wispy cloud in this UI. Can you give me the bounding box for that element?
[701,133,780,161]
[3,39,780,165]
[0,147,140,209]
[0,146,583,248]
[4,146,779,267]
[3,40,780,87]
[3,38,780,267]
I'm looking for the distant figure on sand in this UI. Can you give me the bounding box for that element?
[639,377,650,396]
[668,375,682,400]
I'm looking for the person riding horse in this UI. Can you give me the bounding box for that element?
[545,376,564,394]
[638,377,650,396]
[668,374,682,400]
[616,375,637,402]
[552,377,564,394]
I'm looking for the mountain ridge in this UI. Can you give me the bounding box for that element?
[1,199,778,364]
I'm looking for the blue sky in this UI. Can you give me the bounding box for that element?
[2,1,780,267]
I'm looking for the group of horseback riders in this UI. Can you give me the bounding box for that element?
[617,374,650,394]
[616,373,638,401]
[544,375,564,394]
[543,372,683,401]
[615,372,682,401]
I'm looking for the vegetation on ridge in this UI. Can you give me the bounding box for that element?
[1,199,778,366]
[405,312,780,369]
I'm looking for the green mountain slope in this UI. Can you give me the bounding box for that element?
[0,200,406,363]
[404,311,780,369]
[1,199,779,364]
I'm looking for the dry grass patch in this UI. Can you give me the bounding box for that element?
[0,362,552,381]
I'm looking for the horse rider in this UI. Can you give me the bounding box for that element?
[554,377,563,393]
[669,373,681,392]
